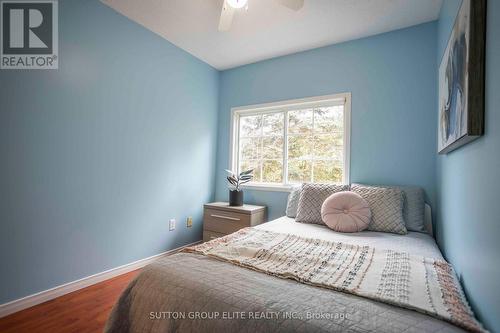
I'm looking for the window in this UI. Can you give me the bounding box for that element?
[230,93,350,190]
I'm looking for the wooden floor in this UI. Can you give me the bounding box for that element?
[0,270,139,333]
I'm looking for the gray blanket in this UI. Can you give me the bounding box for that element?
[105,252,466,333]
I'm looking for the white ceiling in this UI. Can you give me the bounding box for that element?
[101,0,443,70]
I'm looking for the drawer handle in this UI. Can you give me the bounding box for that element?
[210,214,240,221]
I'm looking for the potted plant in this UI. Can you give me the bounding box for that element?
[225,169,254,206]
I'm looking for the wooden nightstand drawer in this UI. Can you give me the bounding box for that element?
[203,230,226,242]
[204,208,250,234]
[203,202,266,242]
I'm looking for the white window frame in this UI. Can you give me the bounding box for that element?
[229,92,351,192]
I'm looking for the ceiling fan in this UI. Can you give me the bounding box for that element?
[218,0,304,31]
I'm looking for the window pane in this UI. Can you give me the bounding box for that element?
[288,135,313,159]
[288,160,312,184]
[313,160,343,183]
[288,109,313,135]
[263,113,284,135]
[262,136,283,159]
[240,160,261,182]
[238,112,285,185]
[239,138,261,160]
[235,98,347,187]
[262,160,283,183]
[314,106,343,133]
[240,115,262,137]
[313,133,343,159]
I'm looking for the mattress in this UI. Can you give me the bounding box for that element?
[256,216,444,259]
[105,217,465,333]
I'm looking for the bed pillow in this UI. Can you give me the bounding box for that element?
[285,187,301,218]
[351,184,407,234]
[352,183,425,232]
[321,191,371,232]
[399,186,425,232]
[296,183,349,225]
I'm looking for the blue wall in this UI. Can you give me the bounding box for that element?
[215,22,438,221]
[0,0,219,303]
[436,0,500,331]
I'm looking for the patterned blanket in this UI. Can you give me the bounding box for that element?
[185,228,485,333]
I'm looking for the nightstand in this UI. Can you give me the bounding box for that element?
[203,202,267,242]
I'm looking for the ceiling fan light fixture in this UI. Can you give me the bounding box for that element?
[226,0,248,9]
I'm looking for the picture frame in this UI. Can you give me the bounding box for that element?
[438,0,486,154]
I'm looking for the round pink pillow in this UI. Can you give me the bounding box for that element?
[321,191,371,233]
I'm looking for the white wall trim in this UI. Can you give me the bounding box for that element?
[0,240,201,318]
[241,183,295,192]
[343,92,352,184]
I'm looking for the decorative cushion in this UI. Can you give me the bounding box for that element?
[321,191,371,232]
[351,184,407,235]
[352,183,425,232]
[296,183,350,225]
[399,186,425,232]
[285,187,301,218]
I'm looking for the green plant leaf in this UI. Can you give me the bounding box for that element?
[240,169,254,175]
[227,176,237,186]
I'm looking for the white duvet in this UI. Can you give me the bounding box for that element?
[255,216,444,259]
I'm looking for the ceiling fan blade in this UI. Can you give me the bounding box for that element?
[275,0,304,11]
[218,0,235,32]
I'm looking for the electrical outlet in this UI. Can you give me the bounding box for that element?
[169,219,176,231]
[186,217,193,228]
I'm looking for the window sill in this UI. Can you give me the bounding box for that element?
[240,183,297,193]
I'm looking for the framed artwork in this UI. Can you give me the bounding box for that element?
[438,0,486,154]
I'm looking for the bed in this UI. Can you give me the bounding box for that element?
[104,215,480,333]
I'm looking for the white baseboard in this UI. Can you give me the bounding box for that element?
[0,240,201,318]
